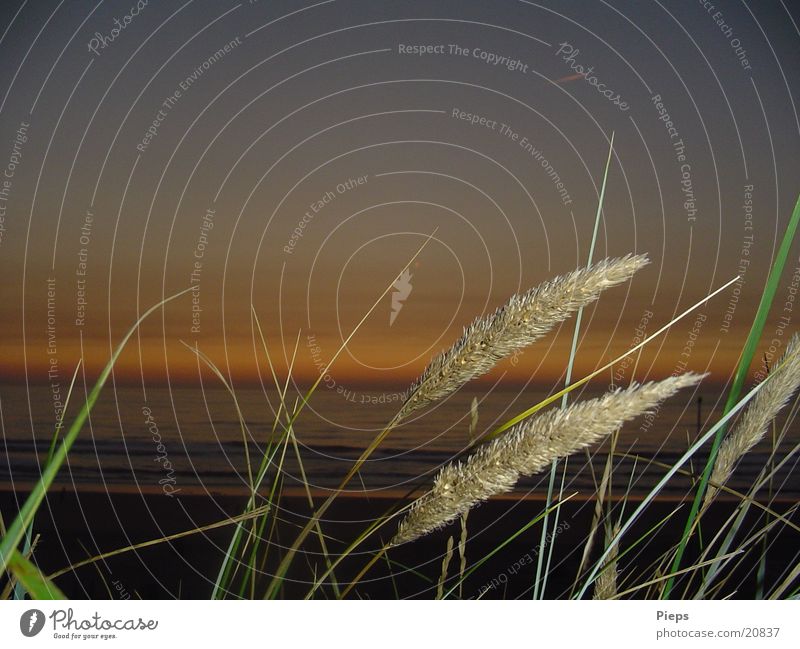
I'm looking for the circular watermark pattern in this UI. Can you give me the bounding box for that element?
[0,1,798,603]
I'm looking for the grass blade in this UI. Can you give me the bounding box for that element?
[0,287,194,572]
[7,550,66,600]
[664,192,800,598]
[47,505,270,581]
[536,131,614,599]
[14,360,82,600]
[576,367,772,599]
[263,233,437,598]
[482,275,740,444]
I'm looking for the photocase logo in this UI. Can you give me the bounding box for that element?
[20,609,45,637]
[389,268,413,326]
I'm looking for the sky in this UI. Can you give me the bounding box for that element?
[1,0,799,394]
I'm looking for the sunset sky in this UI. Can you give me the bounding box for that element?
[1,0,799,393]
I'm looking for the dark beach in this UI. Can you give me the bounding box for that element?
[5,485,797,600]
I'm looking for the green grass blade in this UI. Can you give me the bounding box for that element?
[0,287,193,573]
[444,495,575,600]
[15,360,82,601]
[770,559,800,599]
[181,341,254,495]
[46,504,270,581]
[7,549,66,600]
[690,375,800,598]
[576,368,772,599]
[240,331,313,599]
[664,192,800,598]
[44,360,83,468]
[536,131,614,600]
[178,339,267,599]
[264,233,437,599]
[481,276,740,443]
[614,551,742,599]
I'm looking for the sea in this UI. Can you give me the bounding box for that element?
[1,382,798,501]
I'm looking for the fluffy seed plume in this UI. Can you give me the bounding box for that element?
[396,254,649,422]
[706,333,800,503]
[393,373,704,544]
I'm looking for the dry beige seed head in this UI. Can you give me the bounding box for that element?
[395,255,649,422]
[393,373,704,544]
[593,523,621,600]
[706,333,800,503]
[436,536,454,599]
